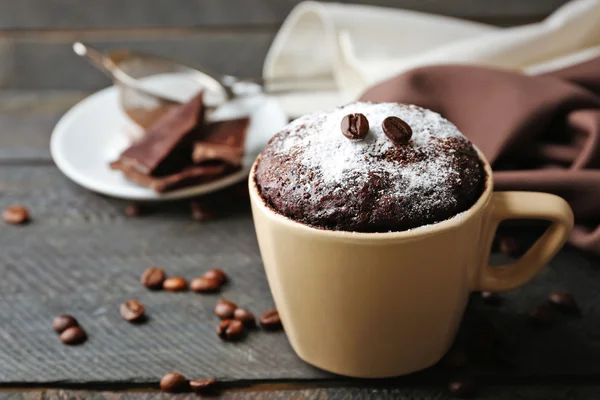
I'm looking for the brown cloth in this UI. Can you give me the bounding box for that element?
[360,57,600,254]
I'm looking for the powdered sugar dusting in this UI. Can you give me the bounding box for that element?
[274,102,462,197]
[256,102,485,232]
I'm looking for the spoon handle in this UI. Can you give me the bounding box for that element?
[73,42,118,79]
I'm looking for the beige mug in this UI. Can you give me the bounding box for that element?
[249,149,573,378]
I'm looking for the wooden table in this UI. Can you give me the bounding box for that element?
[2,86,600,399]
[1,1,598,398]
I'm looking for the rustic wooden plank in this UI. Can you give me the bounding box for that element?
[1,165,600,384]
[0,393,40,400]
[0,33,274,90]
[0,91,87,162]
[0,385,599,400]
[0,0,568,29]
[0,166,328,383]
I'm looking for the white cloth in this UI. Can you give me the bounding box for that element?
[263,0,600,117]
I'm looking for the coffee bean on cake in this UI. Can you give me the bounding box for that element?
[254,102,485,232]
[341,113,369,140]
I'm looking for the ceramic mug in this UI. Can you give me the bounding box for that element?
[248,149,573,378]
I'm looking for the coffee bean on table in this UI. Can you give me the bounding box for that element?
[382,116,412,145]
[52,314,79,333]
[160,372,189,393]
[448,377,476,398]
[191,199,215,221]
[480,291,503,305]
[163,276,188,291]
[215,300,237,319]
[548,291,580,314]
[60,326,87,345]
[341,113,369,140]
[204,268,228,285]
[190,378,217,393]
[140,267,166,290]
[217,319,245,341]
[260,309,282,330]
[3,205,30,225]
[120,300,145,322]
[124,204,142,217]
[233,308,256,328]
[528,303,554,327]
[190,277,221,293]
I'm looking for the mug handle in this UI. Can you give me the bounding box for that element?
[476,192,574,292]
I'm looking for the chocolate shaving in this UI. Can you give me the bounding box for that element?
[115,91,205,176]
[111,160,230,193]
[193,117,250,167]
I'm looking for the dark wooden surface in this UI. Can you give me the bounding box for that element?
[0,385,599,400]
[0,0,569,90]
[1,1,597,398]
[2,386,600,400]
[1,91,600,397]
[0,0,569,29]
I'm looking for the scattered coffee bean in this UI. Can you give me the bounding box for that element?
[260,309,282,330]
[52,314,79,334]
[190,277,221,293]
[124,204,142,217]
[140,267,166,290]
[480,291,503,305]
[160,372,189,393]
[3,205,29,225]
[215,300,237,319]
[233,308,256,328]
[548,291,580,314]
[60,326,87,345]
[217,319,245,341]
[382,116,412,145]
[528,303,554,327]
[203,268,228,285]
[190,378,217,393]
[163,276,188,291]
[120,300,145,322]
[340,113,369,140]
[499,236,522,257]
[448,377,476,398]
[443,347,468,369]
[191,200,215,221]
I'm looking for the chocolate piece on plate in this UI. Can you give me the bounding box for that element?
[192,117,250,167]
[114,91,205,176]
[110,160,229,193]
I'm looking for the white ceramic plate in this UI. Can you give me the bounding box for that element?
[51,83,288,200]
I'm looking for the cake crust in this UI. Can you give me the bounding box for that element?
[254,102,486,232]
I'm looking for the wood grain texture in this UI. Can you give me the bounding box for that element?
[0,91,87,162]
[0,386,597,400]
[0,33,274,90]
[0,0,569,29]
[1,164,600,383]
[0,0,568,90]
[2,91,600,399]
[0,166,321,383]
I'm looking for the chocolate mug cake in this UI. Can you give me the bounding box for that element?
[254,102,486,232]
[249,102,572,378]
